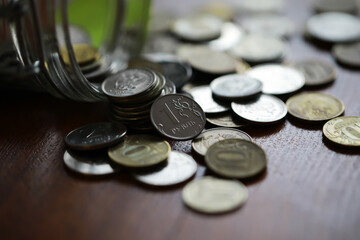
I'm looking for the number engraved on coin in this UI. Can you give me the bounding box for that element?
[323,116,360,147]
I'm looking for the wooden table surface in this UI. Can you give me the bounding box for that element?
[1,0,360,239]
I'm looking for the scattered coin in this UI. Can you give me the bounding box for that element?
[210,74,262,101]
[208,22,244,51]
[286,92,345,122]
[108,134,170,167]
[150,94,206,140]
[132,151,197,186]
[231,94,287,124]
[206,112,249,128]
[332,42,360,67]
[246,64,305,95]
[189,86,229,114]
[143,33,180,54]
[323,116,360,147]
[235,60,251,74]
[192,127,252,156]
[198,2,235,21]
[182,176,248,214]
[64,122,127,151]
[314,0,358,14]
[306,12,360,43]
[292,59,336,86]
[237,0,285,13]
[64,150,121,175]
[61,44,100,66]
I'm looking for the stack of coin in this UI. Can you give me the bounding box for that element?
[101,68,166,131]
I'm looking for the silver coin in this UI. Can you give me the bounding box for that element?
[231,94,287,124]
[230,34,287,63]
[132,151,197,186]
[206,112,249,128]
[292,59,336,86]
[314,0,358,14]
[143,33,180,54]
[332,42,360,67]
[64,150,120,175]
[164,79,176,94]
[237,0,285,13]
[306,12,360,43]
[208,22,244,51]
[56,25,91,45]
[210,74,262,101]
[192,127,252,156]
[189,86,229,114]
[246,64,305,95]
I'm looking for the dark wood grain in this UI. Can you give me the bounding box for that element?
[1,0,360,240]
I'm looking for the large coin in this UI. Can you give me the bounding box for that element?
[286,92,345,122]
[192,127,252,156]
[205,139,267,178]
[150,94,206,140]
[64,150,120,175]
[332,42,360,67]
[306,12,360,43]
[61,44,100,66]
[189,86,229,114]
[210,74,262,101]
[206,112,249,128]
[246,64,305,95]
[314,0,358,14]
[132,151,197,186]
[182,176,248,214]
[108,135,170,167]
[323,116,360,147]
[231,94,287,124]
[64,122,127,151]
[292,59,336,86]
[208,22,244,51]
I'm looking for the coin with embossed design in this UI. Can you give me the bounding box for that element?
[286,92,345,122]
[192,127,252,156]
[231,95,287,124]
[150,94,206,140]
[108,134,170,167]
[323,116,360,147]
[65,122,127,151]
[189,86,229,114]
[205,139,267,178]
[206,112,249,128]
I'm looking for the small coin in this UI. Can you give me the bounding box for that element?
[64,122,127,151]
[150,94,206,140]
[192,127,252,156]
[286,92,345,122]
[64,150,120,175]
[182,176,248,214]
[306,12,360,43]
[323,116,360,147]
[206,112,249,128]
[232,94,287,124]
[314,0,358,14]
[171,14,223,42]
[246,64,305,95]
[198,2,235,21]
[205,139,267,178]
[208,22,244,51]
[189,86,229,114]
[230,34,287,64]
[332,42,360,67]
[61,44,100,66]
[108,134,170,167]
[237,0,285,13]
[291,59,336,86]
[132,151,197,186]
[210,74,262,101]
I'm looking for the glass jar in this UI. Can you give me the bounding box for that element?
[0,0,151,102]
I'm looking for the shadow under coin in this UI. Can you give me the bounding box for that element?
[287,115,324,131]
[322,136,360,155]
[203,168,268,186]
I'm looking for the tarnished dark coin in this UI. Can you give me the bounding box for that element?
[332,42,360,67]
[64,122,127,150]
[150,94,206,140]
[64,150,121,175]
[292,59,336,86]
[314,0,358,14]
[210,74,262,101]
[205,139,267,178]
[189,86,229,114]
[206,112,249,128]
[132,151,197,186]
[192,127,252,156]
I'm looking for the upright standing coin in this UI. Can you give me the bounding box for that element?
[64,122,127,151]
[292,59,336,86]
[64,150,121,175]
[286,92,345,122]
[108,135,170,167]
[150,94,206,140]
[246,64,305,95]
[132,151,197,186]
[205,139,267,178]
[323,116,360,147]
[189,86,229,114]
[182,176,248,214]
[232,95,287,124]
[332,42,360,67]
[206,112,249,128]
[210,74,262,101]
[192,127,252,156]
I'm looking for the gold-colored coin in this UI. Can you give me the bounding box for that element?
[205,139,267,178]
[182,176,248,214]
[61,44,100,66]
[108,134,170,167]
[323,116,360,147]
[235,60,251,74]
[286,92,345,122]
